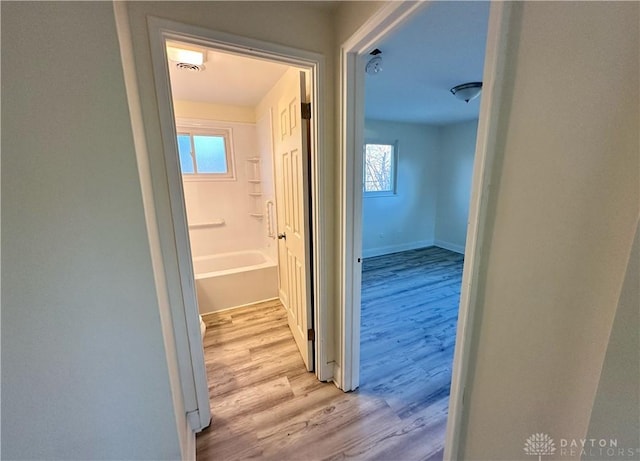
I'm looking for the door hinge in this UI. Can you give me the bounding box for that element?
[301,102,312,120]
[307,328,315,341]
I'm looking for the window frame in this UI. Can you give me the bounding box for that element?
[363,140,398,197]
[175,119,236,181]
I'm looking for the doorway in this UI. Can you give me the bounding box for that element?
[339,1,512,459]
[356,2,489,457]
[165,42,316,370]
[146,19,332,434]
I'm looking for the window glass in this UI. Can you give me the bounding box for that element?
[175,126,234,180]
[177,134,194,174]
[193,135,227,174]
[364,143,395,193]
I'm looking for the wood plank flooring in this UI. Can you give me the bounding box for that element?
[196,246,463,461]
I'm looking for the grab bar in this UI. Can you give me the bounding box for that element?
[189,219,225,229]
[266,200,275,238]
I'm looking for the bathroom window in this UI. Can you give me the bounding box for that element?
[363,142,397,195]
[176,127,235,180]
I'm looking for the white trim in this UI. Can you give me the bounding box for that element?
[338,49,362,392]
[433,240,465,255]
[148,16,326,67]
[338,0,428,393]
[112,3,196,457]
[307,57,332,383]
[147,17,212,434]
[342,2,427,54]
[443,3,513,460]
[146,17,332,390]
[332,362,342,390]
[362,240,434,259]
[183,420,196,461]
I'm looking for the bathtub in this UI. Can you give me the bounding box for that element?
[193,250,278,314]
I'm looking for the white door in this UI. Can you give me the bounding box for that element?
[274,69,314,371]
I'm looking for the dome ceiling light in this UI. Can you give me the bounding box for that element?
[450,82,483,103]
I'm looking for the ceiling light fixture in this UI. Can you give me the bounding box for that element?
[450,82,483,103]
[365,49,383,76]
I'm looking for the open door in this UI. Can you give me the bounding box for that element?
[274,69,314,371]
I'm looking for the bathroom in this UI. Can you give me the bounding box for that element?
[166,41,307,321]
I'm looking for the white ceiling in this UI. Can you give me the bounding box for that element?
[168,1,489,124]
[365,1,490,125]
[168,47,290,107]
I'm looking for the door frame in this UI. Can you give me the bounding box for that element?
[336,0,427,393]
[338,2,513,460]
[146,16,331,422]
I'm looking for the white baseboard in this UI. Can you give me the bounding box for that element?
[362,240,434,258]
[434,239,465,254]
[332,362,343,390]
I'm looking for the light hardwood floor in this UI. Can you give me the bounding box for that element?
[196,246,463,461]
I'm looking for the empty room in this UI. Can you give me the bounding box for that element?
[357,3,489,456]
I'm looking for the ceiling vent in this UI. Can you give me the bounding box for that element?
[175,62,204,72]
[167,45,206,72]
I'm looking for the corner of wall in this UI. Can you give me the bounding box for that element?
[585,216,640,450]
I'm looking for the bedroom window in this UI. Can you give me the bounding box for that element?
[176,127,235,180]
[363,142,397,195]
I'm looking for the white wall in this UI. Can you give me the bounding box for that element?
[361,119,478,258]
[174,100,255,124]
[1,2,184,459]
[335,1,390,45]
[361,119,440,257]
[459,2,639,459]
[256,104,278,262]
[434,119,478,253]
[2,2,344,454]
[175,116,265,258]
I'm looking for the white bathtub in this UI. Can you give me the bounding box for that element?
[193,250,278,314]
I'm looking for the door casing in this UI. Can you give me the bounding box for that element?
[146,16,332,432]
[337,1,513,460]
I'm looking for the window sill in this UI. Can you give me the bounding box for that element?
[364,191,397,198]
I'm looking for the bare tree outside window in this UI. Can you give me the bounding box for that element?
[364,143,395,193]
